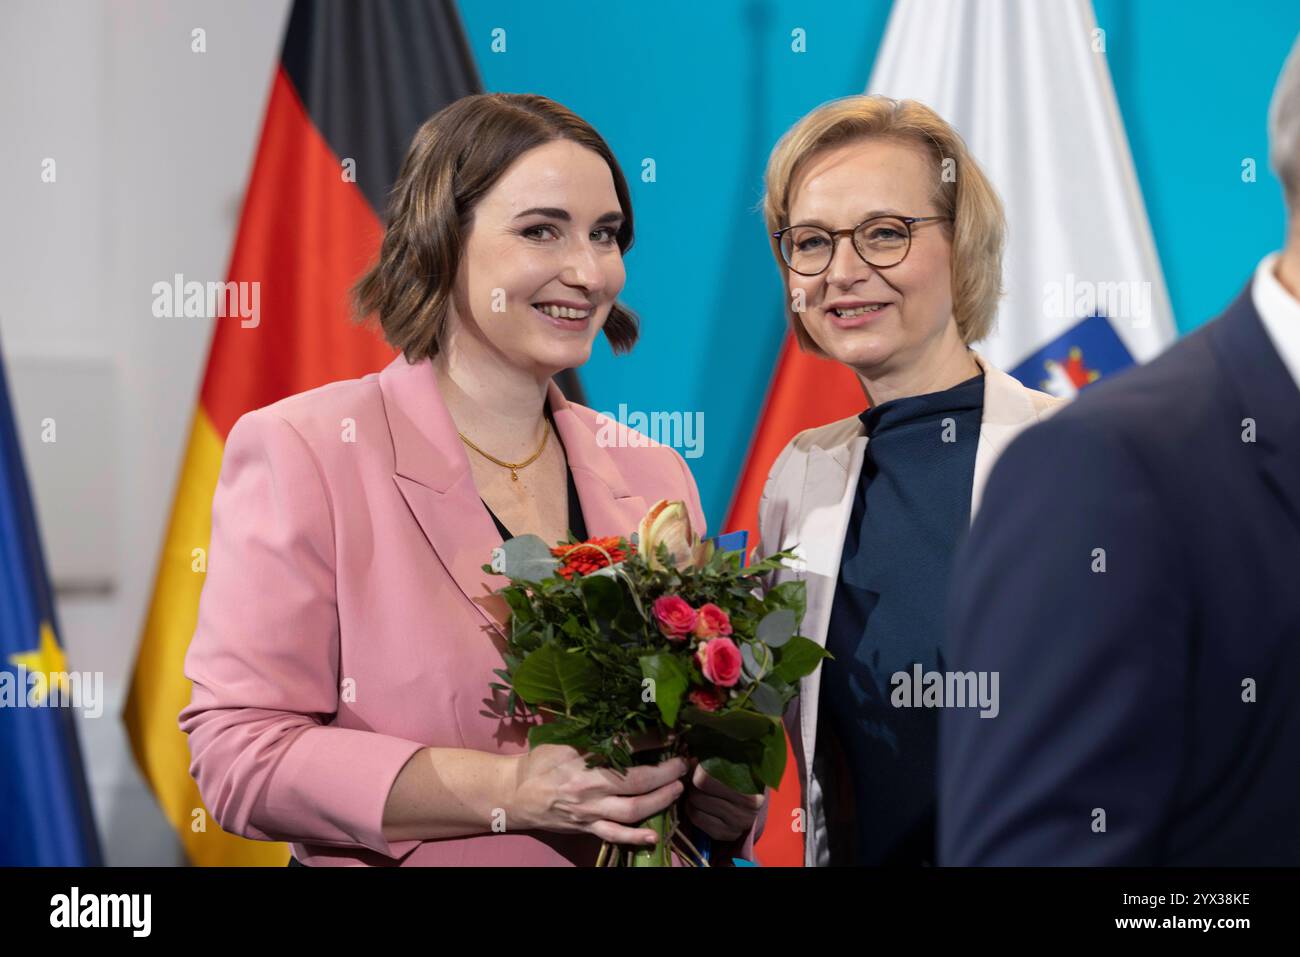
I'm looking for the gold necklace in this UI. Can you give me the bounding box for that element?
[459,420,550,482]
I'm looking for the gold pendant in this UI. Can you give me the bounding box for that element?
[511,469,519,482]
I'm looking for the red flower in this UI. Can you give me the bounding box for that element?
[696,637,742,688]
[551,536,633,579]
[688,686,726,712]
[653,595,697,640]
[692,603,733,639]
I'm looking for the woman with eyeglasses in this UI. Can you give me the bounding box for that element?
[756,95,1065,866]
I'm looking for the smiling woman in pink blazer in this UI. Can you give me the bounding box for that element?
[179,93,765,866]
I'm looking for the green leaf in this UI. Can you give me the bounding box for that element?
[764,674,795,699]
[621,570,648,622]
[579,573,623,621]
[528,719,592,749]
[510,619,540,650]
[639,654,690,727]
[755,718,788,788]
[771,635,831,684]
[614,604,644,636]
[756,608,797,647]
[699,756,762,795]
[686,709,786,793]
[681,705,773,740]
[511,643,599,711]
[502,588,535,621]
[766,579,807,624]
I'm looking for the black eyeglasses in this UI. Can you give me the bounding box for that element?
[772,214,950,276]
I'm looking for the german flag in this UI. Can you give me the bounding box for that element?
[724,336,865,866]
[124,0,486,867]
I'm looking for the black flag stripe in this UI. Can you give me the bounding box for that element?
[278,0,586,404]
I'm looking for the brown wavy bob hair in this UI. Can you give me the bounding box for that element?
[353,93,638,360]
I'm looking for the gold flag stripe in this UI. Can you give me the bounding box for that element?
[123,406,289,867]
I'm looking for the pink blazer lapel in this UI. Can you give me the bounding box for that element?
[377,358,649,639]
[378,356,510,637]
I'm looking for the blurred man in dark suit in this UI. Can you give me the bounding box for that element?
[938,34,1300,865]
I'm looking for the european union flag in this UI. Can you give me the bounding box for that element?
[0,343,102,865]
[1009,313,1137,399]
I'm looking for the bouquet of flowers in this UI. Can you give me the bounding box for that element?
[483,499,824,866]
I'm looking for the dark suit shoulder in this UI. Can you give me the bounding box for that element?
[1055,322,1220,434]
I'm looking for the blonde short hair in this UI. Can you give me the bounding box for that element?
[762,95,1006,351]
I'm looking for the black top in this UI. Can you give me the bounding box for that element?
[818,371,985,866]
[479,405,589,543]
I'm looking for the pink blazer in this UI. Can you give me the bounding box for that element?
[180,354,761,866]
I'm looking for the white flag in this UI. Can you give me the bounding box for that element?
[867,0,1175,395]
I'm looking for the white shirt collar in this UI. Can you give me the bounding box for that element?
[1251,252,1300,390]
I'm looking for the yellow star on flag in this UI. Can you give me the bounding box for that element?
[7,622,70,705]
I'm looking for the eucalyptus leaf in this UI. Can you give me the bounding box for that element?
[740,642,772,683]
[756,608,797,648]
[764,674,794,699]
[748,681,785,717]
[497,534,560,581]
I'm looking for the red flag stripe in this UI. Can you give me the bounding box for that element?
[200,65,394,439]
[725,333,867,866]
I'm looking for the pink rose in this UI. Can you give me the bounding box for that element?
[697,637,742,688]
[692,603,733,639]
[688,686,726,713]
[653,595,697,640]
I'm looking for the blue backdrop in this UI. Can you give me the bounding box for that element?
[457,0,1299,527]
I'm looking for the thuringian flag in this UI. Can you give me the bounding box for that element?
[124,0,492,867]
[0,342,103,865]
[869,0,1175,380]
[732,0,1175,867]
